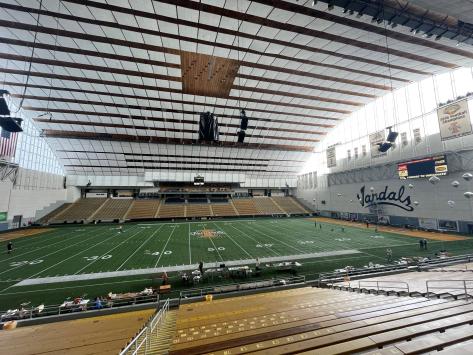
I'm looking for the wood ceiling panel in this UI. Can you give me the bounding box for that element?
[181,51,239,98]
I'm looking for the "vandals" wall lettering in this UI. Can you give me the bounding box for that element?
[357,185,414,211]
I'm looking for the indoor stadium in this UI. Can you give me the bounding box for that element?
[1,0,473,354]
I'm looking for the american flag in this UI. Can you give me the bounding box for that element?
[0,128,18,159]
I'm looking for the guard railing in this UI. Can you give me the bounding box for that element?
[119,298,170,355]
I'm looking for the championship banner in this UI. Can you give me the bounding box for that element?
[326,146,336,168]
[437,99,472,141]
[369,130,386,158]
[0,212,7,222]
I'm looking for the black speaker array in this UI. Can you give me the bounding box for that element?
[0,90,23,134]
[238,109,248,143]
[198,112,219,142]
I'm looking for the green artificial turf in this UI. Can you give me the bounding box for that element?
[0,217,472,310]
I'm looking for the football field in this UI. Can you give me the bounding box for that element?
[1,218,472,309]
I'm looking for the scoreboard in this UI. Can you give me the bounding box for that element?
[398,155,448,180]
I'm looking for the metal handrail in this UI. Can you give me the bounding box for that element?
[355,280,410,293]
[425,280,473,301]
[119,298,170,355]
[179,276,306,299]
[0,293,160,323]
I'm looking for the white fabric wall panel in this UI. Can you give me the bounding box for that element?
[297,172,473,221]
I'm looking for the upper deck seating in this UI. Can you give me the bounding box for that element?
[126,199,160,219]
[93,199,132,220]
[50,198,106,222]
[232,198,258,215]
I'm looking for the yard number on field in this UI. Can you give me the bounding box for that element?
[83,255,112,261]
[208,247,225,252]
[145,250,172,256]
[10,260,43,267]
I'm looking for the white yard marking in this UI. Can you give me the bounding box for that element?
[154,225,177,268]
[0,227,113,277]
[188,223,192,264]
[13,249,361,287]
[116,225,164,271]
[207,233,224,262]
[226,224,280,257]
[0,227,108,263]
[0,226,140,294]
[74,227,145,275]
[245,223,306,254]
[211,222,253,258]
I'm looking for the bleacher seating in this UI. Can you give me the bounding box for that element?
[37,203,72,224]
[0,309,154,355]
[254,197,284,215]
[168,287,473,355]
[186,204,212,218]
[211,203,237,217]
[272,196,309,214]
[232,198,258,215]
[50,198,107,223]
[41,197,309,223]
[158,203,186,218]
[92,198,132,220]
[126,199,160,219]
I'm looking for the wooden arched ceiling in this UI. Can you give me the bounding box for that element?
[0,0,472,176]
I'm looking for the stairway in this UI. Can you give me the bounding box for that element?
[144,309,177,355]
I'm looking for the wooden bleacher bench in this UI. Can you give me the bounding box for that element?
[169,287,473,355]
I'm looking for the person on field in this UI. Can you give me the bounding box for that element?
[386,248,393,262]
[314,220,317,228]
[7,241,12,254]
[419,239,424,249]
[118,226,123,233]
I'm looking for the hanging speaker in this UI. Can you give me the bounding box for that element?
[377,142,393,152]
[386,129,398,143]
[237,130,246,143]
[240,109,248,130]
[0,89,10,116]
[0,117,22,132]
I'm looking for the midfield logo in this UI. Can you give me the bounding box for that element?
[357,185,414,212]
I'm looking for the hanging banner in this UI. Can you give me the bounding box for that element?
[369,130,386,158]
[326,146,336,168]
[437,99,472,141]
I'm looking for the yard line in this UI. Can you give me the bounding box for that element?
[226,223,280,257]
[0,226,109,263]
[0,226,140,294]
[0,226,113,277]
[244,222,306,254]
[207,233,224,262]
[188,223,192,265]
[116,225,164,271]
[74,227,145,274]
[154,225,177,268]
[211,222,253,259]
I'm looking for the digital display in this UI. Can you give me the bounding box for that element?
[398,155,448,180]
[194,176,204,185]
